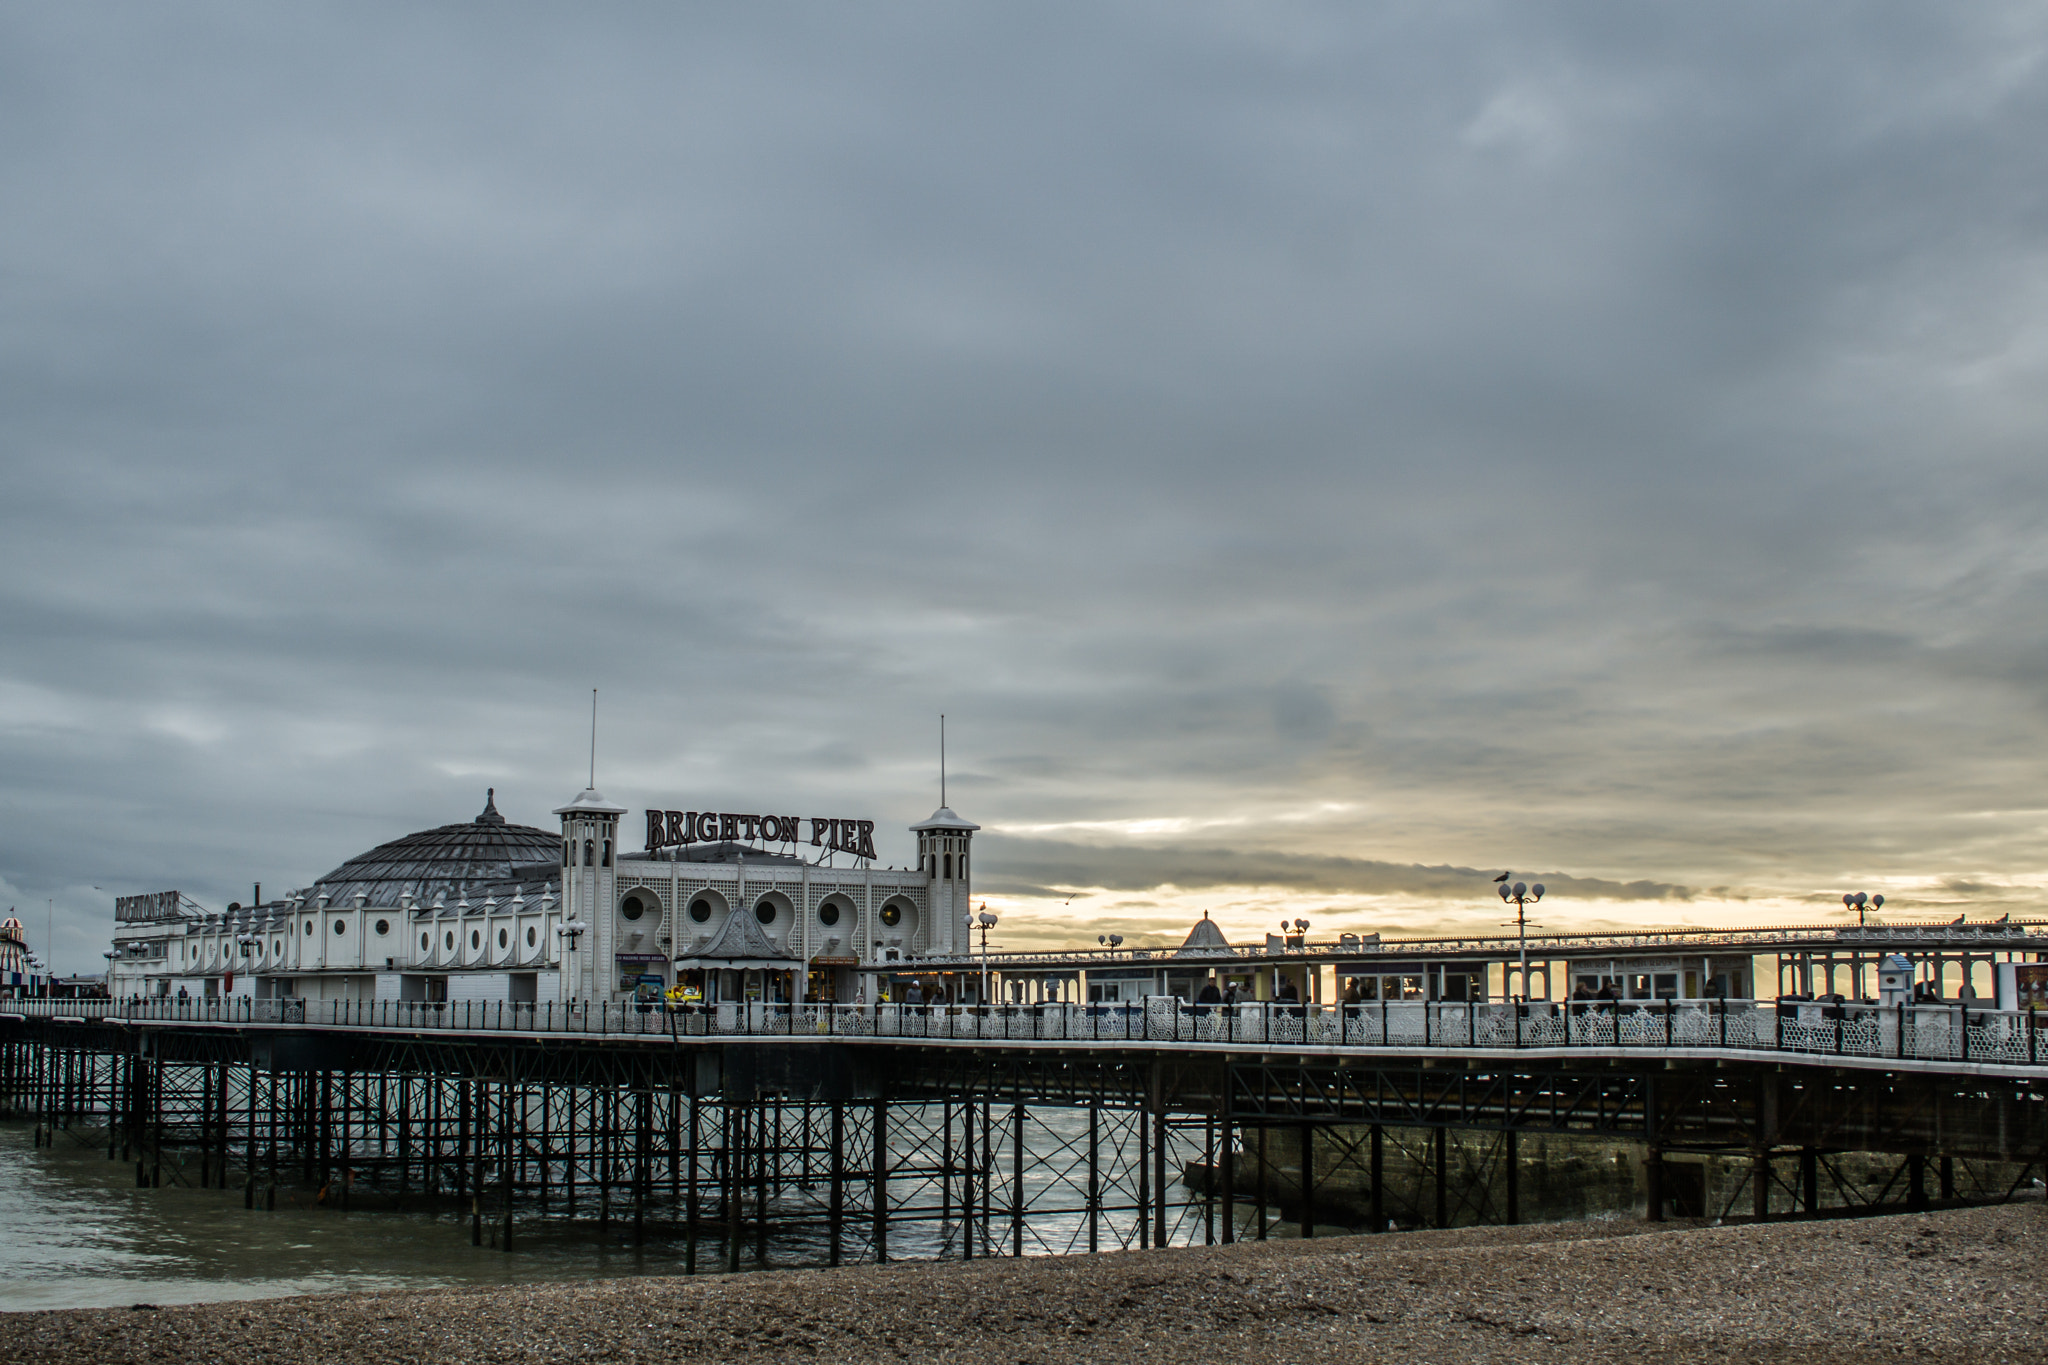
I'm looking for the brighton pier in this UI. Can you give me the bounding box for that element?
[6,785,2046,1270]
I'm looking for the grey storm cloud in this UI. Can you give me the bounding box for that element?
[5,3,2048,972]
[971,836,1690,904]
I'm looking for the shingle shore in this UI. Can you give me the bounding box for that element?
[4,1203,2042,1364]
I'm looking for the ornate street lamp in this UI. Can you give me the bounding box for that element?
[971,905,999,1006]
[1841,891,1883,927]
[1498,879,1544,1001]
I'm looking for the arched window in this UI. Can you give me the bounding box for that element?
[563,840,572,866]
[943,854,953,879]
[602,838,612,868]
[959,855,968,880]
[583,839,595,866]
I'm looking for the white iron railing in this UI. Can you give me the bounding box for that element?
[3,995,2043,1068]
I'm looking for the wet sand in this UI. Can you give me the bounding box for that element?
[4,1202,2042,1364]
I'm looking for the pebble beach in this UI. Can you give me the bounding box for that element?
[4,1203,2042,1364]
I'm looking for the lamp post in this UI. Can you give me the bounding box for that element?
[556,919,591,999]
[1840,891,1883,927]
[1498,880,1544,1001]
[972,904,998,1006]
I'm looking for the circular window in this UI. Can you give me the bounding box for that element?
[880,904,902,927]
[690,899,711,924]
[470,930,481,950]
[445,931,455,951]
[526,926,537,947]
[621,895,645,922]
[374,919,390,936]
[333,919,346,935]
[819,903,840,927]
[303,921,313,935]
[498,928,508,949]
[421,932,430,951]
[755,900,777,925]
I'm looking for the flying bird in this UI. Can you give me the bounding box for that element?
[1492,871,1511,882]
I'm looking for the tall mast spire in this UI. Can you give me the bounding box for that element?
[589,688,598,789]
[940,713,946,807]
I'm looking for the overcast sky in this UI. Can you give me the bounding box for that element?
[6,3,2048,970]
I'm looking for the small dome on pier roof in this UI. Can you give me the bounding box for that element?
[1175,911,1232,956]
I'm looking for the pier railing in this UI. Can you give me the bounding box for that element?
[5,995,2043,1067]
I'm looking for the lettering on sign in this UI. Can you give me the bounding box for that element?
[115,890,184,923]
[645,811,877,862]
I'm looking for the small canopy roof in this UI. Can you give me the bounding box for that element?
[910,806,980,833]
[554,787,628,817]
[672,907,801,970]
[1174,911,1233,957]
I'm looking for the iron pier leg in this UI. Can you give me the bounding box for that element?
[1087,1105,1100,1254]
[1646,1145,1666,1222]
[685,1095,700,1275]
[1257,1126,1270,1241]
[755,1098,769,1264]
[872,1097,888,1264]
[1012,1099,1025,1258]
[1300,1124,1315,1238]
[1908,1153,1929,1211]
[1504,1129,1519,1226]
[1938,1154,1955,1202]
[1204,1111,1215,1246]
[1152,1067,1168,1248]
[1752,1150,1771,1222]
[1800,1147,1819,1215]
[1434,1127,1448,1229]
[827,1101,843,1268]
[961,1098,975,1260]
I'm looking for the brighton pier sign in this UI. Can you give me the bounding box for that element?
[645,810,877,861]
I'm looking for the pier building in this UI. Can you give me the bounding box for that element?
[107,789,978,1009]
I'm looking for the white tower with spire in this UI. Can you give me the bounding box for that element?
[911,805,979,957]
[555,787,626,1001]
[911,715,979,956]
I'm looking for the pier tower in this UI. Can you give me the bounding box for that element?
[910,805,980,957]
[555,787,627,1001]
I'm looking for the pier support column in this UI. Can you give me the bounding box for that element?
[1504,1130,1519,1226]
[1800,1147,1819,1215]
[872,1097,888,1265]
[1300,1123,1315,1238]
[1645,1146,1666,1222]
[1752,1150,1771,1222]
[1907,1152,1929,1211]
[1938,1154,1955,1202]
[1434,1127,1448,1229]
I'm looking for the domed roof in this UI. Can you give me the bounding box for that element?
[306,790,561,909]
